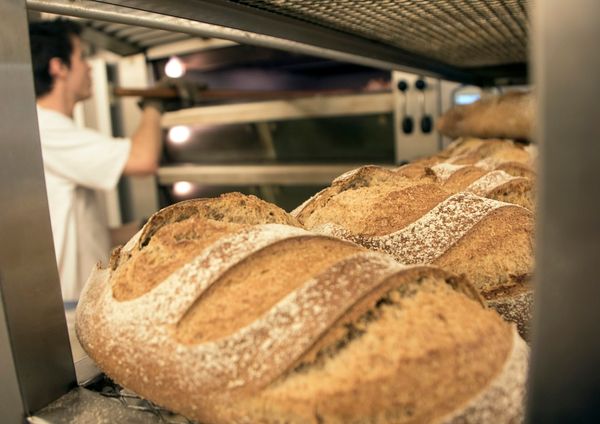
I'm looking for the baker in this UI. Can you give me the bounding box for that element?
[29,19,176,308]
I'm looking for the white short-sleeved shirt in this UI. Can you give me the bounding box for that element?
[37,106,131,303]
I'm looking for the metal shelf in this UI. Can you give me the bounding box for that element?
[27,0,528,85]
[157,163,390,186]
[161,92,393,127]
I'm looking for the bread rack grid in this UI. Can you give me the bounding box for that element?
[29,375,199,424]
[87,376,198,424]
[233,0,528,69]
[26,0,526,85]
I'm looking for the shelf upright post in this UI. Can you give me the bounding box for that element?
[0,0,76,422]
[528,0,600,421]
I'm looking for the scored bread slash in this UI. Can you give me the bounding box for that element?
[297,164,534,340]
[76,193,528,423]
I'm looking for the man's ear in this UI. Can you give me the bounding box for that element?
[48,57,69,79]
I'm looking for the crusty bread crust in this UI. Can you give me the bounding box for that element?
[309,193,529,265]
[110,193,301,300]
[487,289,533,341]
[440,330,528,424]
[409,138,536,174]
[175,236,361,344]
[436,91,534,141]
[137,192,300,249]
[303,182,451,237]
[77,215,526,423]
[429,164,534,210]
[223,285,526,424]
[294,158,534,228]
[307,191,534,340]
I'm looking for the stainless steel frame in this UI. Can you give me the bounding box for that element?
[161,92,394,127]
[157,164,391,186]
[0,0,76,421]
[26,0,475,82]
[527,1,600,421]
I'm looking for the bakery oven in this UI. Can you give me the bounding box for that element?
[1,0,600,422]
[150,44,396,213]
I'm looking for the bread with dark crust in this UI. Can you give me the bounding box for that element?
[295,167,534,339]
[436,91,534,141]
[77,196,528,423]
[410,138,537,178]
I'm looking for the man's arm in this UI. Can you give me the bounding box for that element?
[122,105,163,175]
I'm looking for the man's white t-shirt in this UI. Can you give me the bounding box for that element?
[37,106,131,303]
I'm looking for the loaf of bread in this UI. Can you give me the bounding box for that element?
[436,91,534,141]
[427,163,534,210]
[77,195,528,423]
[294,168,534,339]
[443,138,536,171]
[397,162,534,210]
[411,138,537,180]
[294,163,533,218]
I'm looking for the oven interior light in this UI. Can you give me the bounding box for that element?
[173,181,194,196]
[165,56,186,78]
[168,125,191,144]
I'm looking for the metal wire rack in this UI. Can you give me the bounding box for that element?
[86,375,198,424]
[231,0,528,68]
[26,0,529,83]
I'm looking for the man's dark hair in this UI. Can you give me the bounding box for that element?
[29,19,82,98]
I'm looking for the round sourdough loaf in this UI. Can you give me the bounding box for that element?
[77,196,528,423]
[294,166,534,340]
